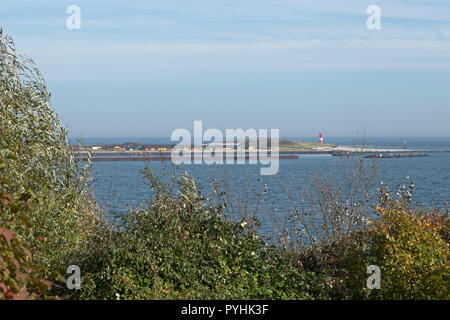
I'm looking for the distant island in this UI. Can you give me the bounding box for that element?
[72,138,440,160]
[71,138,335,153]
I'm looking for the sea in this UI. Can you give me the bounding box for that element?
[71,136,450,234]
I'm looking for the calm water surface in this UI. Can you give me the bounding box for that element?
[87,137,450,233]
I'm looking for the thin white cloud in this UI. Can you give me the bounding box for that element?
[10,37,447,83]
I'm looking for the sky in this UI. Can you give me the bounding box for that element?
[1,0,449,138]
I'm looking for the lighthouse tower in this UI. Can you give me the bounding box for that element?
[319,133,323,144]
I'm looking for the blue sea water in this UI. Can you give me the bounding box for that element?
[85,137,450,233]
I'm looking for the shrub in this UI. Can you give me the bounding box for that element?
[0,184,53,299]
[70,169,318,300]
[299,182,449,300]
[362,183,449,299]
[0,30,98,292]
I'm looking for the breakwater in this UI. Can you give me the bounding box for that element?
[364,152,428,159]
[74,148,450,162]
[332,150,431,158]
[76,155,299,162]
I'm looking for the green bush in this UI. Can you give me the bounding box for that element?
[299,183,449,300]
[70,169,319,299]
[0,30,98,292]
[0,180,53,299]
[0,226,48,299]
[363,188,449,299]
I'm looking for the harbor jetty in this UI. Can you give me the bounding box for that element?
[331,147,437,158]
[76,155,299,162]
[364,152,428,159]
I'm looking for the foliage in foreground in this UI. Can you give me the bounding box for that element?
[0,163,54,299]
[299,182,449,299]
[0,30,97,298]
[366,184,449,299]
[64,168,448,300]
[70,170,320,299]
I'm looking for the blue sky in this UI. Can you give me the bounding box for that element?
[1,0,450,137]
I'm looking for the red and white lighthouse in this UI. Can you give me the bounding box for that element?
[319,133,323,144]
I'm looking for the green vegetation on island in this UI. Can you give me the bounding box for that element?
[278,138,334,150]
